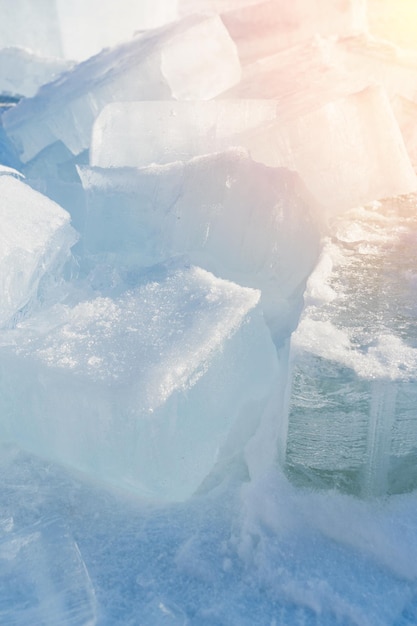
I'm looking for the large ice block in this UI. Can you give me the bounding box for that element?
[221,0,368,64]
[79,150,321,342]
[0,266,279,501]
[3,14,241,162]
[0,47,72,98]
[284,196,417,496]
[90,100,279,168]
[0,176,77,328]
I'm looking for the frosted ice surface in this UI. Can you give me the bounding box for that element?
[0,265,279,501]
[79,150,321,342]
[0,47,73,99]
[221,0,368,64]
[3,14,241,162]
[55,0,179,61]
[0,176,77,328]
[285,196,417,496]
[0,516,97,625]
[90,100,279,168]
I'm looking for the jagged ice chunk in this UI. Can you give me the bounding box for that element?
[0,47,73,99]
[3,14,241,162]
[0,176,77,328]
[90,100,278,168]
[0,266,278,501]
[79,150,321,342]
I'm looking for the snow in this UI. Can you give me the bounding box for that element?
[1,1,417,624]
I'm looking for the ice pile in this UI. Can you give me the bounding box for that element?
[1,0,417,623]
[0,144,318,500]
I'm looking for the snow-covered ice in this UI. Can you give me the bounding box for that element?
[286,196,417,496]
